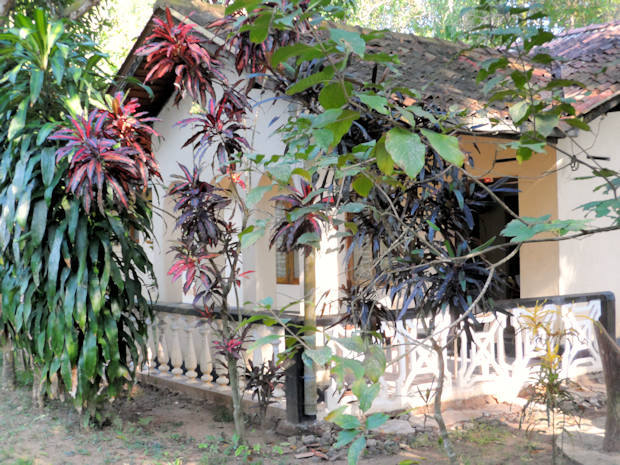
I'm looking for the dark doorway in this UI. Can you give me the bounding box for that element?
[473,179,520,300]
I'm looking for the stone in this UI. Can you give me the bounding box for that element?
[366,438,377,448]
[319,431,331,446]
[286,436,297,445]
[384,439,400,454]
[301,434,318,445]
[375,419,415,435]
[275,420,300,436]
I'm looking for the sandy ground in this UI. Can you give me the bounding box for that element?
[0,376,591,465]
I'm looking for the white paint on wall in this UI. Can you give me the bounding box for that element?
[148,75,311,311]
[556,111,620,335]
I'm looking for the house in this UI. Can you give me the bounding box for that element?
[115,1,619,414]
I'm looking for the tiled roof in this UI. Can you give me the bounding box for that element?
[116,1,620,129]
[538,21,620,117]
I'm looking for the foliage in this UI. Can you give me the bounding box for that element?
[517,302,582,464]
[135,7,224,105]
[471,1,620,236]
[209,0,309,89]
[323,334,389,465]
[140,0,617,459]
[0,9,157,418]
[178,89,250,169]
[138,7,258,439]
[167,164,237,309]
[244,358,285,423]
[348,0,620,43]
[50,93,160,212]
[270,179,333,256]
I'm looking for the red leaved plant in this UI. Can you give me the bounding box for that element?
[270,179,333,256]
[51,93,160,213]
[178,87,251,172]
[209,1,309,90]
[167,163,231,308]
[168,163,230,245]
[135,7,224,105]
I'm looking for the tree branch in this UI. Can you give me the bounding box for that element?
[62,0,102,21]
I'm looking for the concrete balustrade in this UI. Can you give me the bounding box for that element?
[141,294,609,420]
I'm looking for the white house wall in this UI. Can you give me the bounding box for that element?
[148,73,338,314]
[557,111,620,335]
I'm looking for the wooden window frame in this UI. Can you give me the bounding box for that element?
[276,250,300,285]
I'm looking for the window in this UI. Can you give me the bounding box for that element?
[275,201,300,285]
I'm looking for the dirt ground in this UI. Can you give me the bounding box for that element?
[0,374,592,465]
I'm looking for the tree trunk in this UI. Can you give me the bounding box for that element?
[228,354,245,442]
[595,323,620,452]
[1,339,16,390]
[303,250,317,418]
[31,359,45,409]
[431,338,457,465]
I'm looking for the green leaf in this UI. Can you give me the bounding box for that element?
[338,202,366,213]
[385,128,425,178]
[357,93,389,115]
[239,225,264,248]
[333,335,365,353]
[305,346,332,366]
[286,66,335,95]
[330,29,366,56]
[534,113,559,138]
[30,69,44,105]
[40,147,55,186]
[334,430,359,449]
[8,99,28,140]
[36,122,58,146]
[358,382,380,412]
[420,129,464,166]
[15,182,32,228]
[225,0,261,15]
[333,413,361,430]
[82,330,97,380]
[348,436,366,465]
[247,334,281,352]
[30,200,47,245]
[352,175,372,197]
[364,345,386,383]
[319,82,351,109]
[249,10,272,44]
[366,412,389,430]
[326,109,359,147]
[296,231,320,246]
[564,118,589,131]
[246,185,272,208]
[271,43,315,68]
[509,101,529,124]
[332,357,365,384]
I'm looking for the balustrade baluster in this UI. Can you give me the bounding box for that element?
[214,320,229,386]
[156,314,171,376]
[144,317,156,374]
[198,322,214,383]
[169,315,184,377]
[183,317,199,382]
